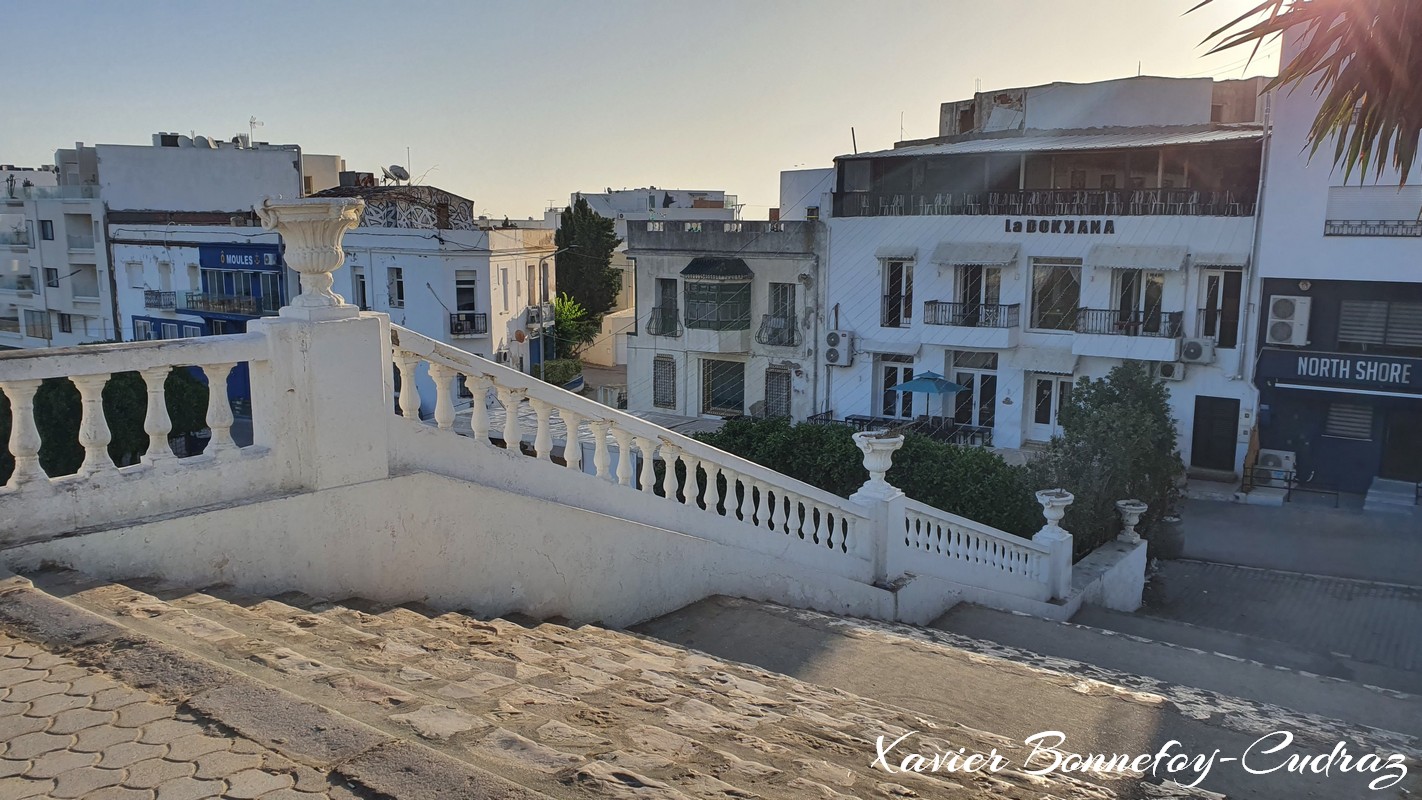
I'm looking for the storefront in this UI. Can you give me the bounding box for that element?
[1256,348,1422,493]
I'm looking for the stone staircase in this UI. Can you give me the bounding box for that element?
[1364,477,1419,514]
[2,568,1135,800]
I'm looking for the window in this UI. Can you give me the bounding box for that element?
[842,160,871,193]
[501,267,510,312]
[44,268,58,288]
[24,310,50,339]
[701,359,745,415]
[1338,300,1422,355]
[1030,258,1081,331]
[436,202,450,229]
[878,354,914,419]
[39,220,53,241]
[1199,269,1242,348]
[1324,403,1373,440]
[388,267,404,307]
[685,281,751,330]
[157,261,172,292]
[805,206,820,221]
[126,262,144,290]
[653,356,676,409]
[1114,269,1166,334]
[351,267,368,310]
[161,322,179,340]
[71,265,99,298]
[133,320,156,341]
[881,260,913,327]
[950,352,998,429]
[455,270,478,312]
[759,282,798,345]
[765,369,791,418]
[58,313,72,333]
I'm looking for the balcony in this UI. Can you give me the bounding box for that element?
[525,302,554,327]
[67,233,95,251]
[646,306,681,337]
[3,185,99,201]
[755,314,799,347]
[880,295,912,329]
[922,301,1020,349]
[1072,308,1183,361]
[449,311,488,337]
[0,275,36,296]
[0,230,28,247]
[144,290,177,310]
[807,411,994,447]
[834,189,1256,219]
[177,292,279,317]
[1324,220,1422,237]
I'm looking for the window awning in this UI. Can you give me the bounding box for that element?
[1018,348,1078,375]
[1192,251,1250,269]
[680,256,752,280]
[875,244,918,260]
[932,242,1020,268]
[1086,244,1187,271]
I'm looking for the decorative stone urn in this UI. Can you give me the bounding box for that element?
[1115,498,1148,544]
[256,197,365,320]
[1034,488,1075,534]
[850,431,905,502]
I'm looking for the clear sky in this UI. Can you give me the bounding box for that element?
[2,0,1278,219]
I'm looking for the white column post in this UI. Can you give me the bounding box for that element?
[139,367,174,465]
[1115,499,1148,544]
[71,374,114,477]
[1034,489,1075,600]
[0,379,46,487]
[849,431,906,586]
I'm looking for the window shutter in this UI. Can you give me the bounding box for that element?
[1324,403,1372,440]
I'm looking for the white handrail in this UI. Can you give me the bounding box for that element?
[902,497,1050,555]
[0,333,268,381]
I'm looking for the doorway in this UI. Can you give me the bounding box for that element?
[1028,374,1072,441]
[1191,396,1239,472]
[1380,406,1422,481]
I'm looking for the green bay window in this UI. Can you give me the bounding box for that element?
[681,256,754,331]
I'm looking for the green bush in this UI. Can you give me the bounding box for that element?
[1027,362,1185,558]
[695,417,1041,539]
[537,358,583,388]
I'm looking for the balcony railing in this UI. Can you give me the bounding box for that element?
[1075,308,1182,338]
[923,301,1019,328]
[755,314,799,346]
[144,290,176,310]
[177,292,279,317]
[0,317,19,334]
[0,275,36,294]
[3,185,100,201]
[806,411,994,448]
[835,189,1256,219]
[646,306,681,337]
[67,234,95,250]
[525,302,554,326]
[449,311,488,336]
[1324,220,1422,237]
[0,230,28,246]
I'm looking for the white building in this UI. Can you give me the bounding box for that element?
[1251,31,1422,501]
[625,219,823,420]
[820,75,1267,474]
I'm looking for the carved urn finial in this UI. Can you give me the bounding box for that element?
[1115,499,1148,544]
[257,197,365,319]
[850,430,905,502]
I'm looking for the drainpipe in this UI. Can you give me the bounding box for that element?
[1235,90,1273,384]
[103,206,122,341]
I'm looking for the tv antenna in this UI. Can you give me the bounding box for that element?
[249,116,264,142]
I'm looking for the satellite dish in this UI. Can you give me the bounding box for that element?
[514,330,527,343]
[381,166,398,183]
[389,165,410,182]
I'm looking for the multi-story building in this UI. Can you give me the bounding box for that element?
[1251,32,1422,502]
[626,219,822,420]
[820,75,1267,472]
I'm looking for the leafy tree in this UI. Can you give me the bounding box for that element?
[1,368,210,482]
[1195,0,1422,182]
[537,359,584,388]
[554,196,622,318]
[1027,362,1185,558]
[695,417,1041,539]
[552,293,598,360]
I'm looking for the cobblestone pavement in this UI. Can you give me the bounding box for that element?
[0,632,361,800]
[1143,559,1422,672]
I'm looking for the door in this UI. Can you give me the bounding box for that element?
[1191,396,1240,472]
[957,266,1001,326]
[1116,269,1165,334]
[881,261,913,327]
[1199,269,1242,348]
[1380,408,1422,481]
[1028,375,1072,441]
[878,356,915,420]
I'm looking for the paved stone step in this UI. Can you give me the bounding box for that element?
[33,571,1127,800]
[637,595,1422,800]
[939,603,1422,738]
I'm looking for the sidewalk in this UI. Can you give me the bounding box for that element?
[1179,497,1422,586]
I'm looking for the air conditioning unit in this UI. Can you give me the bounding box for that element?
[1265,295,1312,346]
[1155,361,1187,381]
[823,329,854,367]
[1254,449,1297,488]
[1180,338,1216,364]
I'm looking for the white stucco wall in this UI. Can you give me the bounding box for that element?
[1023,77,1215,131]
[778,169,835,221]
[95,144,302,212]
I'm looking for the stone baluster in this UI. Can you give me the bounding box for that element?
[70,374,114,476]
[634,437,657,493]
[561,411,585,470]
[753,480,770,526]
[462,372,492,444]
[735,475,751,521]
[394,352,422,419]
[529,398,555,459]
[1034,489,1076,600]
[494,387,524,450]
[680,456,700,507]
[699,464,716,510]
[590,421,613,479]
[427,364,457,431]
[139,367,174,465]
[611,427,634,486]
[658,442,680,498]
[202,363,237,456]
[0,379,45,487]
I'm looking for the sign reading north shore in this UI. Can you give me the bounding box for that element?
[1004,219,1116,234]
[199,244,281,271]
[1258,348,1422,390]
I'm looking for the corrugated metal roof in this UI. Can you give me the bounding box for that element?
[932,242,1020,267]
[875,244,918,260]
[681,256,753,279]
[843,126,1262,160]
[1087,244,1188,271]
[1193,251,1250,268]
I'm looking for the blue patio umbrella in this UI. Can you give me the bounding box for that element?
[890,371,966,417]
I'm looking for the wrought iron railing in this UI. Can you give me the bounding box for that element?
[923,301,1019,328]
[177,292,279,317]
[1075,308,1182,338]
[755,314,799,346]
[144,290,176,310]
[805,411,993,447]
[646,306,681,337]
[1324,220,1422,237]
[835,189,1257,219]
[449,311,488,336]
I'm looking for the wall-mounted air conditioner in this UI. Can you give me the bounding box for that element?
[1180,338,1216,364]
[1254,449,1297,488]
[823,330,854,367]
[1265,295,1311,346]
[1156,362,1187,381]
